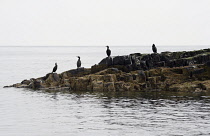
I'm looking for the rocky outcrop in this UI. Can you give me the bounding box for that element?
[98,49,210,71]
[4,48,210,92]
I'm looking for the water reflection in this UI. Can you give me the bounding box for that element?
[38,90,210,135]
[2,88,210,136]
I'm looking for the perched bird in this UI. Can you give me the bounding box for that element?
[106,45,111,57]
[77,56,81,68]
[152,44,157,53]
[52,63,57,73]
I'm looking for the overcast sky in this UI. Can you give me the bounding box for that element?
[0,0,209,46]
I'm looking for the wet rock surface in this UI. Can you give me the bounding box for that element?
[4,48,210,92]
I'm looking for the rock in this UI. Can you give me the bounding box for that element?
[21,79,31,85]
[148,77,156,89]
[69,77,77,90]
[123,83,131,91]
[60,79,70,87]
[104,82,115,91]
[123,83,134,91]
[115,81,125,91]
[5,48,210,93]
[197,83,207,90]
[17,84,29,88]
[136,70,146,83]
[30,80,42,89]
[113,55,131,65]
[151,53,161,62]
[155,61,165,67]
[103,74,117,82]
[65,67,91,77]
[140,61,148,70]
[205,61,210,67]
[195,88,203,93]
[13,83,22,88]
[120,73,133,82]
[74,77,89,91]
[91,64,108,74]
[192,68,206,75]
[89,75,104,81]
[68,68,84,74]
[3,85,12,88]
[92,81,104,91]
[99,57,113,66]
[139,83,147,90]
[96,68,121,75]
[45,73,60,84]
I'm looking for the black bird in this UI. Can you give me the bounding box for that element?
[52,63,57,73]
[152,44,157,53]
[106,45,111,57]
[77,56,81,68]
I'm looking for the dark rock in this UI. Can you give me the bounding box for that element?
[110,68,120,72]
[137,70,146,83]
[45,73,60,82]
[113,56,124,65]
[91,64,108,74]
[30,80,42,89]
[3,85,13,88]
[113,55,131,65]
[140,61,148,70]
[17,84,29,88]
[98,58,107,65]
[155,61,165,67]
[42,73,50,80]
[124,55,132,65]
[139,83,147,89]
[100,55,132,66]
[104,82,115,91]
[197,83,207,90]
[68,68,85,75]
[63,67,91,77]
[130,53,141,64]
[21,79,31,85]
[205,61,210,67]
[106,57,113,66]
[115,81,125,92]
[99,57,113,66]
[192,68,206,75]
[160,54,170,62]
[151,53,161,62]
[53,73,60,82]
[5,48,210,93]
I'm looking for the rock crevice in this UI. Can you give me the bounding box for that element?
[4,48,210,92]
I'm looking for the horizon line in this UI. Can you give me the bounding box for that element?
[0,44,209,47]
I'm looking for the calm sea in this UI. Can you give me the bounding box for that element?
[1,46,210,136]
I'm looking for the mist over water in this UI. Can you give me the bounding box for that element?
[1,46,210,136]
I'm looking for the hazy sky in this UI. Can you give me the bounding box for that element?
[0,0,209,46]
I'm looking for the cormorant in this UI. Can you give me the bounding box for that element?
[106,45,111,57]
[52,63,57,73]
[77,56,81,68]
[152,44,157,53]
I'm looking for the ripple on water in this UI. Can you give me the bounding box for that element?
[1,89,210,136]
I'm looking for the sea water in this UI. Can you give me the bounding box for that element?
[0,46,210,136]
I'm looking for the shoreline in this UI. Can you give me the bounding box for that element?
[4,48,210,92]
